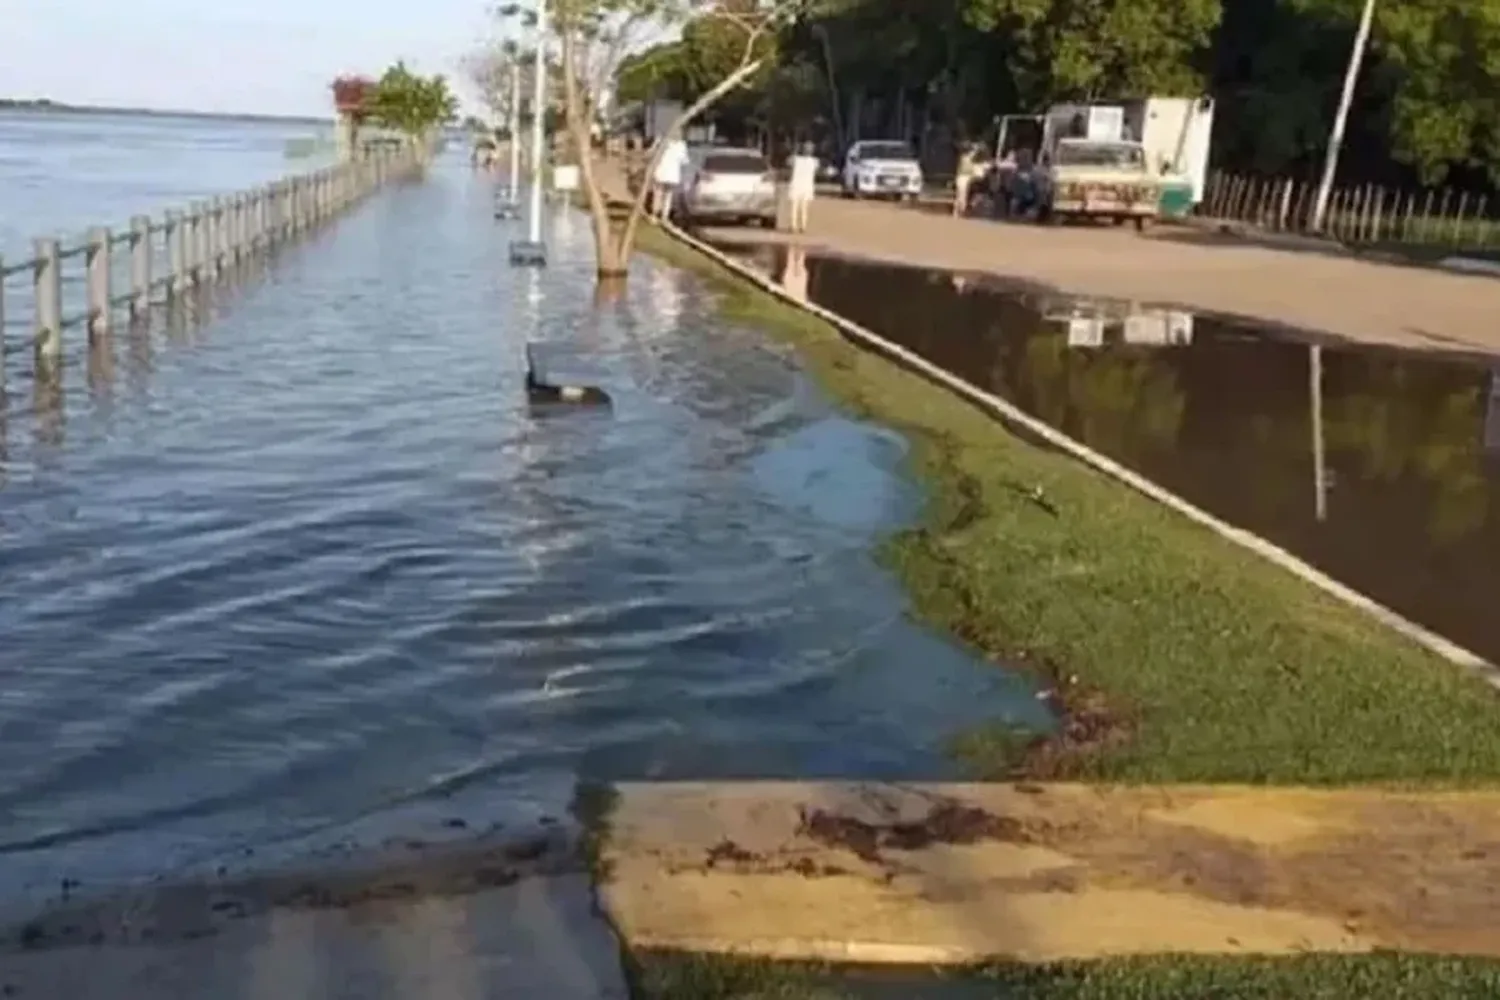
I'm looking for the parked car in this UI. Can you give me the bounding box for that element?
[840,140,923,201]
[674,147,778,228]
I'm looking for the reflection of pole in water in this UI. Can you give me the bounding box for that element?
[88,330,116,405]
[33,355,64,451]
[1311,344,1327,522]
[1485,368,1500,457]
[126,314,154,391]
[526,268,543,310]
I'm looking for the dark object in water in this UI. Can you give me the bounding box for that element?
[509,240,547,267]
[494,200,520,220]
[525,343,611,406]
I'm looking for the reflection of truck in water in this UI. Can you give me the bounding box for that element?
[1041,299,1195,348]
[982,97,1215,224]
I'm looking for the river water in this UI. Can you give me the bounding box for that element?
[0,112,1041,915]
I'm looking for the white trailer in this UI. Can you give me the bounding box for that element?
[1121,96,1216,209]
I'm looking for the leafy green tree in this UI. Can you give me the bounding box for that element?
[365,62,459,142]
[616,41,691,105]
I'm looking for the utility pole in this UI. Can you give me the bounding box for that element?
[1309,0,1377,233]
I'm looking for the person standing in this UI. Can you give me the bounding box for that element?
[652,132,689,221]
[786,141,819,234]
[953,144,980,217]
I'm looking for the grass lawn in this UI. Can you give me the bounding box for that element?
[632,221,1500,786]
[628,951,1500,1000]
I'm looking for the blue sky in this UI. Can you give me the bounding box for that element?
[3,0,498,118]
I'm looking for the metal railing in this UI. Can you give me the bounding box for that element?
[0,148,419,387]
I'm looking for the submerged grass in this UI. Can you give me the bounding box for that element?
[633,222,1500,786]
[628,951,1500,1000]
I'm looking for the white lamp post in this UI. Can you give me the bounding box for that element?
[495,52,523,217]
[510,0,548,266]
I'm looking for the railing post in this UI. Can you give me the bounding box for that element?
[226,196,240,264]
[85,227,112,339]
[235,194,249,260]
[33,238,63,361]
[250,190,264,252]
[211,196,227,276]
[165,210,184,297]
[130,215,152,319]
[184,203,201,285]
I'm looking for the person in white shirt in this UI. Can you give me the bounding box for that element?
[785,142,819,234]
[651,134,689,220]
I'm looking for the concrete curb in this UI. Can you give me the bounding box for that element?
[653,218,1500,691]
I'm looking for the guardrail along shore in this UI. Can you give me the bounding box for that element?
[0,148,419,384]
[1201,169,1499,251]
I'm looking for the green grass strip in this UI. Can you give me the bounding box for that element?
[628,951,1500,999]
[633,223,1500,785]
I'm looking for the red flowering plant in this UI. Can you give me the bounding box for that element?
[331,75,375,122]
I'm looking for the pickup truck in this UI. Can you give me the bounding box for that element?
[1039,138,1161,230]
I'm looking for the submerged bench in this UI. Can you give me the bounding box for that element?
[525,342,611,406]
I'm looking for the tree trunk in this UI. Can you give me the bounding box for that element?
[560,33,625,278]
[611,56,768,270]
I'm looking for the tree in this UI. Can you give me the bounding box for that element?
[497,0,809,282]
[615,41,690,105]
[364,62,460,148]
[463,43,520,126]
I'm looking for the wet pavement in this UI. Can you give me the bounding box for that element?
[723,240,1500,666]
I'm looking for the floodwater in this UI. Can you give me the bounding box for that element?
[0,114,1043,919]
[745,242,1500,665]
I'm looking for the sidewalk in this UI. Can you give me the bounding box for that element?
[599,780,1500,963]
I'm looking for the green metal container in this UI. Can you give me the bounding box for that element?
[1158,180,1196,219]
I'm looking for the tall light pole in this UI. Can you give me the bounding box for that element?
[1309,0,1377,233]
[495,48,523,217]
[510,0,548,266]
[507,55,523,197]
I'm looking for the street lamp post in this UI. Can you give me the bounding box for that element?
[1309,0,1377,233]
[510,0,549,266]
[495,52,523,218]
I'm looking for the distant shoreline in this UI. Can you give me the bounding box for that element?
[0,98,329,126]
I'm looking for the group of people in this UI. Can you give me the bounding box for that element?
[645,135,823,234]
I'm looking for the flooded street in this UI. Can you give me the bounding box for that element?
[0,114,1045,918]
[735,241,1500,665]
